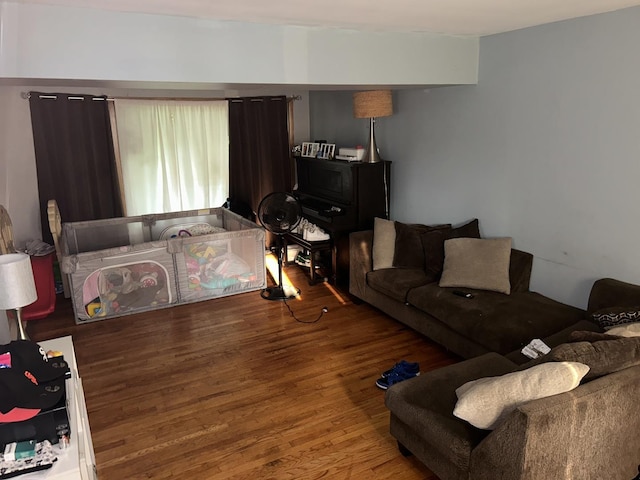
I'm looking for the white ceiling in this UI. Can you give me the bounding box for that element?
[17,0,640,35]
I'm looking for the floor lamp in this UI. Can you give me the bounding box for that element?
[0,253,37,341]
[353,90,393,163]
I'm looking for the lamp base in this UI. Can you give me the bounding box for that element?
[364,117,382,163]
[16,307,31,340]
[15,307,29,340]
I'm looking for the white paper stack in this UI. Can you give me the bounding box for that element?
[521,339,551,359]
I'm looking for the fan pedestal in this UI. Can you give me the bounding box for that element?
[257,192,303,302]
[262,243,300,301]
[261,284,300,301]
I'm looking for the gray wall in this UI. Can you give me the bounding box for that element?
[309,6,640,308]
[0,2,478,86]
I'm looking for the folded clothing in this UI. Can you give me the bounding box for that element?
[0,440,57,479]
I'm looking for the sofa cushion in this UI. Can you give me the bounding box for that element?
[406,284,586,355]
[591,306,640,330]
[421,228,451,278]
[453,362,589,430]
[449,218,481,239]
[440,238,512,294]
[421,219,481,279]
[531,336,640,380]
[507,249,533,293]
[385,352,517,471]
[505,320,603,365]
[587,278,640,315]
[393,222,450,269]
[372,217,396,270]
[392,222,430,269]
[367,268,436,303]
[606,322,640,337]
[568,330,620,342]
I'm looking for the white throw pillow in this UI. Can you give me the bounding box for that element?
[607,322,640,337]
[372,217,396,270]
[453,361,590,430]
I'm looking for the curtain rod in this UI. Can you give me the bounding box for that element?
[21,92,302,101]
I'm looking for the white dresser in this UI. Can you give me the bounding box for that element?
[21,336,98,480]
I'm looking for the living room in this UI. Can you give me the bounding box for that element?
[2,1,640,479]
[2,2,640,310]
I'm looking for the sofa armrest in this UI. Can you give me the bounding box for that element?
[470,364,640,480]
[587,277,640,315]
[349,230,374,299]
[509,249,532,293]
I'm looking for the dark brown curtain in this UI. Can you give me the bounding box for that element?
[29,93,123,244]
[228,96,293,224]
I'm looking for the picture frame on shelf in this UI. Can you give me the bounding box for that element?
[301,142,320,158]
[317,143,336,160]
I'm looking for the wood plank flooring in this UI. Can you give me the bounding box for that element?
[28,265,458,479]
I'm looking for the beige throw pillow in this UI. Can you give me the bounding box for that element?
[372,217,396,270]
[607,322,640,337]
[439,237,512,294]
[453,361,590,430]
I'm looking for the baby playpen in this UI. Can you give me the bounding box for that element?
[60,208,265,323]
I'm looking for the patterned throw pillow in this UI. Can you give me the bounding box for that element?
[592,306,640,330]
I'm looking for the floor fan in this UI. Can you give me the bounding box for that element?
[257,192,302,300]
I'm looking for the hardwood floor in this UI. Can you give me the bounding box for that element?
[28,265,458,479]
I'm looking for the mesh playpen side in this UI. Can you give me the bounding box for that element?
[61,208,266,323]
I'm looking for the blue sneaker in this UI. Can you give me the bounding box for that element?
[381,360,420,379]
[376,370,418,390]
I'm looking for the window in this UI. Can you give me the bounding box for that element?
[113,99,229,215]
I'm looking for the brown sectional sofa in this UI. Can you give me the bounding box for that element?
[349,228,598,361]
[385,279,640,480]
[349,224,640,479]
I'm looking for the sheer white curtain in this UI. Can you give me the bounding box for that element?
[113,99,229,215]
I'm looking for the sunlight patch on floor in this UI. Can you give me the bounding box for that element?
[265,251,349,304]
[265,251,301,299]
[265,251,293,286]
[325,282,349,305]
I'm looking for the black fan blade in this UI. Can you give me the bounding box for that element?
[258,192,301,234]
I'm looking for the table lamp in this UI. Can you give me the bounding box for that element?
[0,253,37,340]
[353,90,393,163]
